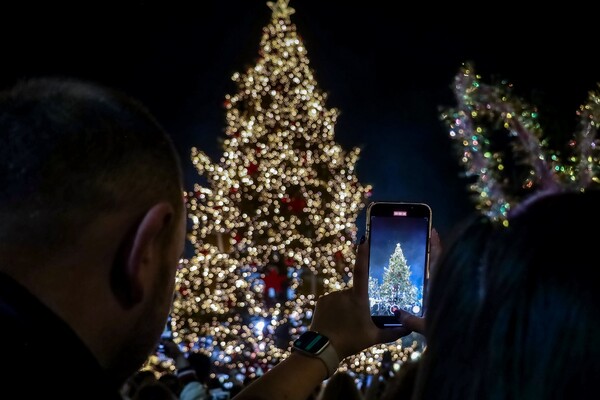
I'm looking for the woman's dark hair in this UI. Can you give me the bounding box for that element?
[414,190,600,399]
[413,213,496,400]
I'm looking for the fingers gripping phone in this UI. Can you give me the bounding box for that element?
[366,202,432,328]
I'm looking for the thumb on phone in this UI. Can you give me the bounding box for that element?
[394,309,426,336]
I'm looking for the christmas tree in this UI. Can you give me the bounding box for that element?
[378,243,420,315]
[168,0,375,378]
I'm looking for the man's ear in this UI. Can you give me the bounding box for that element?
[111,202,174,308]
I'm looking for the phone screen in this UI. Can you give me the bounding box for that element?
[366,202,431,328]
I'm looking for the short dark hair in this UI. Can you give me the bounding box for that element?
[0,77,183,256]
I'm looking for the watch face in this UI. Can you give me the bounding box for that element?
[293,331,329,355]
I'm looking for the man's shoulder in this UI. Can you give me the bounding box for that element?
[0,273,120,397]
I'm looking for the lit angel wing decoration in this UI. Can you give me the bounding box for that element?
[571,90,600,189]
[440,63,600,226]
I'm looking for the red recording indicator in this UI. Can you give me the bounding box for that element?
[393,211,407,216]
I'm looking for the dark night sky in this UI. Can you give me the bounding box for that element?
[3,1,598,241]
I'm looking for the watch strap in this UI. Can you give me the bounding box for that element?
[315,340,339,378]
[293,332,340,378]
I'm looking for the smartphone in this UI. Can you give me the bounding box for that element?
[366,201,432,328]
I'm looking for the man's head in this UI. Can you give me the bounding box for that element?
[0,77,186,384]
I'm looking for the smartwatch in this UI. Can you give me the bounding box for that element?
[292,331,339,378]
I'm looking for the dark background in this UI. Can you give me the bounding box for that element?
[3,1,598,240]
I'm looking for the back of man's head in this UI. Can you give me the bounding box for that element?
[0,77,183,264]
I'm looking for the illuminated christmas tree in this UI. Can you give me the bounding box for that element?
[379,243,420,314]
[169,0,376,377]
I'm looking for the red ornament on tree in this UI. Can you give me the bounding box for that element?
[178,284,189,296]
[246,162,259,175]
[263,265,287,304]
[288,197,306,213]
[227,127,240,137]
